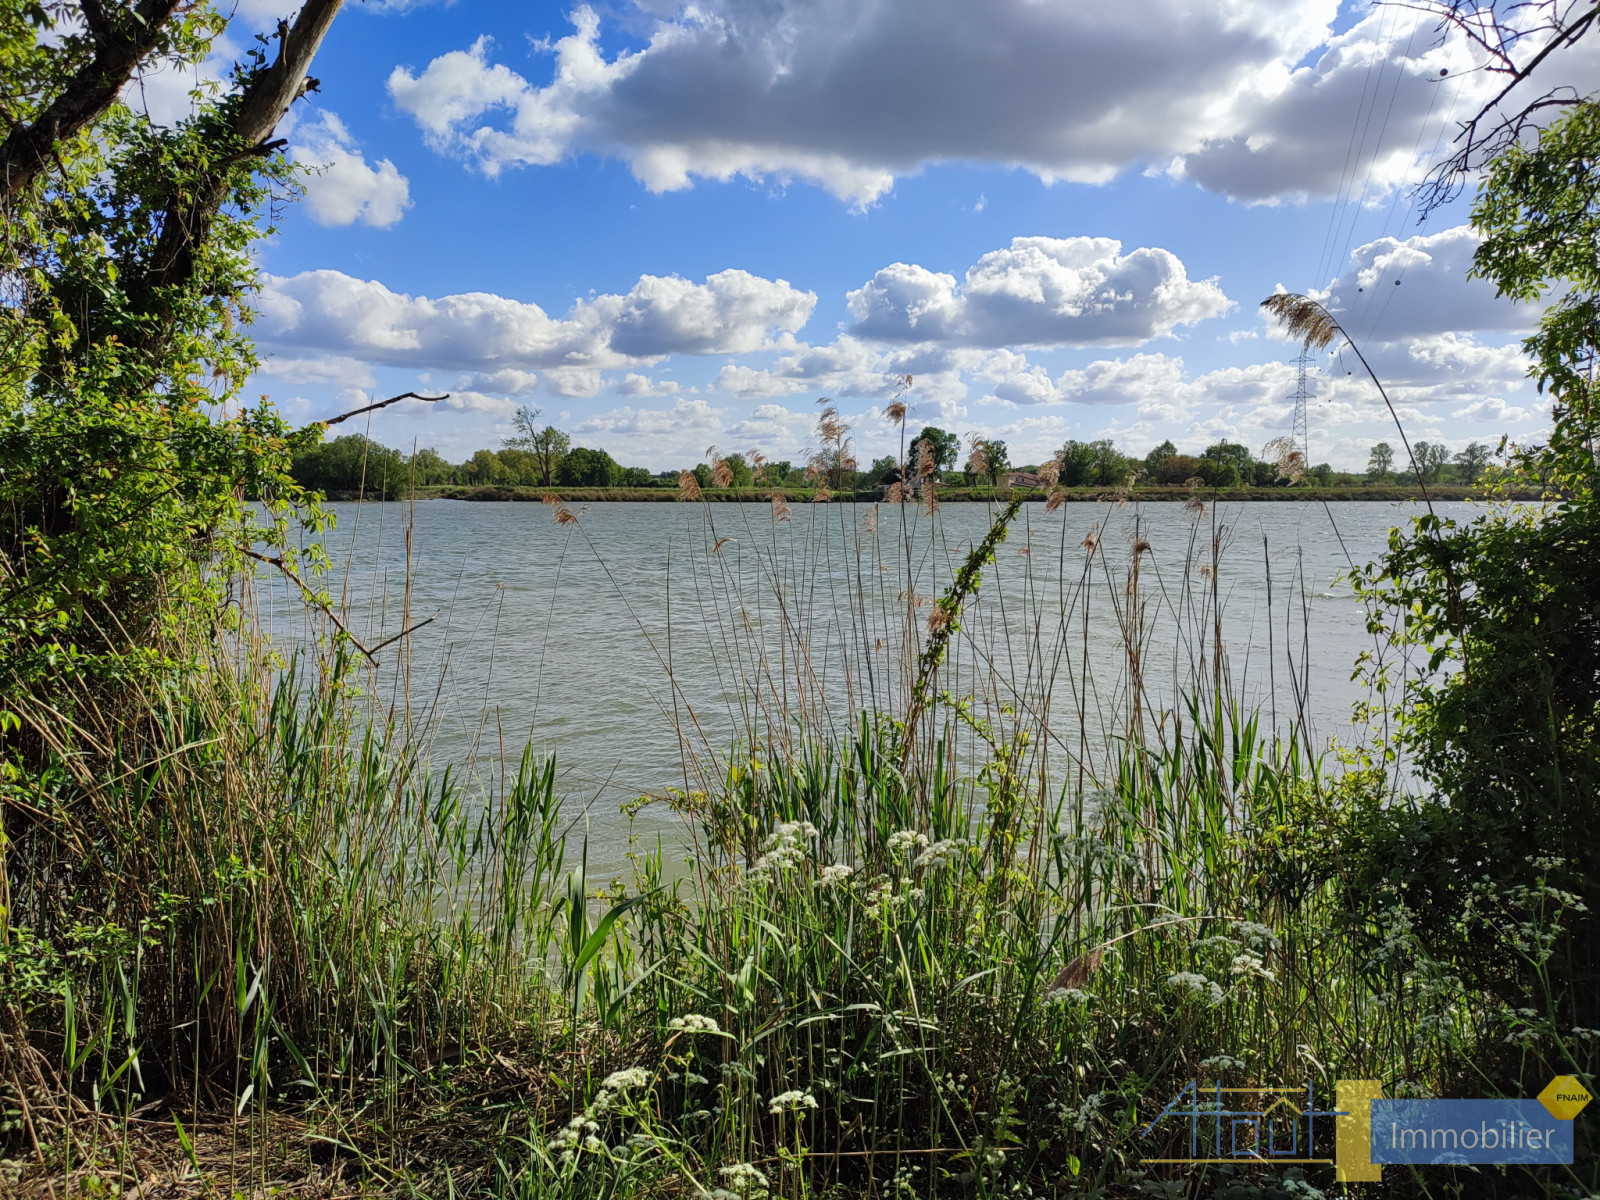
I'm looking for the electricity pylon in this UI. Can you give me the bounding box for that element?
[1287,352,1314,467]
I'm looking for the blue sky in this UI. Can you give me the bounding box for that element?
[173,0,1591,470]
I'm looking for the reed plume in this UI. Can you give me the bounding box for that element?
[1259,291,1340,353]
[1263,436,1306,483]
[965,437,989,479]
[678,470,702,500]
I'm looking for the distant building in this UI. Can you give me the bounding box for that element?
[1002,471,1042,488]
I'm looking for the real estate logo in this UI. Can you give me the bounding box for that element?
[1141,1076,1590,1179]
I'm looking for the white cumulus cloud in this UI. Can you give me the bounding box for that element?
[382,1,1590,207]
[290,111,413,228]
[1317,225,1541,340]
[255,267,815,375]
[847,237,1231,348]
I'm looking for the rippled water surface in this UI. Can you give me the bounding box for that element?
[261,498,1477,873]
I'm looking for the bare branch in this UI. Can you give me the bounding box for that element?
[1395,0,1600,215]
[368,614,437,656]
[320,392,448,427]
[238,547,375,663]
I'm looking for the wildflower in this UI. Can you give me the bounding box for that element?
[1167,971,1225,1006]
[720,1163,771,1188]
[769,1089,819,1114]
[602,1067,651,1092]
[887,829,929,856]
[1198,1055,1247,1073]
[754,820,815,873]
[817,863,854,887]
[1231,920,1280,951]
[668,1013,721,1033]
[1229,951,1276,982]
[1044,986,1090,1006]
[914,838,965,869]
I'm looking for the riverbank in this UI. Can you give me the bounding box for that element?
[333,482,1519,503]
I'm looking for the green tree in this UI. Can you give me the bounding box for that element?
[1453,440,1491,485]
[503,405,569,485]
[863,455,901,486]
[971,438,1010,485]
[1356,97,1600,1018]
[1412,440,1450,484]
[1154,454,1203,486]
[496,448,541,484]
[557,446,621,487]
[1143,440,1177,480]
[410,447,455,485]
[721,452,755,488]
[909,425,959,475]
[465,449,505,484]
[1366,441,1395,481]
[0,1,340,729]
[756,460,794,486]
[1059,439,1134,487]
[1199,441,1252,488]
[293,435,406,496]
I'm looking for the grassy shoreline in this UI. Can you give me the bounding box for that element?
[8,495,1591,1198]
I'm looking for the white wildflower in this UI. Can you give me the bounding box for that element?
[1167,971,1225,1006]
[1231,920,1280,951]
[768,1089,819,1114]
[720,1162,771,1187]
[1229,951,1276,982]
[753,820,817,873]
[1044,987,1090,1006]
[914,838,966,869]
[888,829,929,856]
[817,863,854,887]
[668,1013,721,1033]
[1198,1055,1247,1072]
[602,1067,651,1092]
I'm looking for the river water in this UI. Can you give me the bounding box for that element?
[261,497,1478,872]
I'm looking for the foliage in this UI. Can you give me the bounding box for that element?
[504,404,571,485]
[0,4,329,760]
[910,424,959,474]
[1454,440,1491,483]
[557,445,621,488]
[1354,99,1600,1025]
[1367,441,1394,480]
[719,451,755,488]
[290,432,406,496]
[1057,438,1134,487]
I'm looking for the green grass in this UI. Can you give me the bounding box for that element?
[1,497,1591,1198]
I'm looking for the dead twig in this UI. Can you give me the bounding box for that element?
[321,392,448,427]
[238,548,376,662]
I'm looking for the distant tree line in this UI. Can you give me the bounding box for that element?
[291,407,1501,498]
